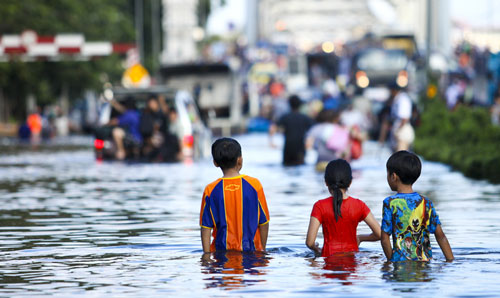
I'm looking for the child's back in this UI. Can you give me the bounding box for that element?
[201,175,269,251]
[306,159,381,257]
[381,192,440,261]
[200,138,270,253]
[311,195,371,255]
[381,151,453,262]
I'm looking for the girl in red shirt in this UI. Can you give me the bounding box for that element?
[306,159,381,257]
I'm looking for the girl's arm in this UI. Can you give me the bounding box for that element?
[434,224,454,262]
[357,212,381,245]
[306,216,322,256]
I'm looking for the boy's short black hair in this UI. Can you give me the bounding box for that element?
[386,150,422,185]
[212,138,242,169]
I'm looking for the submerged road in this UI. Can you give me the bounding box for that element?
[0,133,499,296]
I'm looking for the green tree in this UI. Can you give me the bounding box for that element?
[0,0,135,121]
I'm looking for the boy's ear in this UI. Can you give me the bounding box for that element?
[213,159,220,168]
[390,172,399,182]
[237,156,243,168]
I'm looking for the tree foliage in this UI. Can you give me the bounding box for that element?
[0,0,135,121]
[414,99,500,183]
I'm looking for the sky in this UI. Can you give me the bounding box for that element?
[206,0,500,35]
[206,0,246,35]
[451,0,500,27]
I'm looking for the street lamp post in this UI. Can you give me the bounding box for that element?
[135,0,144,64]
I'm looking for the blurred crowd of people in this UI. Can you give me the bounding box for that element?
[443,41,500,126]
[267,79,415,169]
[18,105,70,144]
[98,95,181,161]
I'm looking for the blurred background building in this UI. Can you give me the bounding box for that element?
[257,0,384,51]
[161,0,198,64]
[393,0,451,54]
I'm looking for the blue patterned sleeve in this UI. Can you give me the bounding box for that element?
[428,199,441,233]
[381,199,392,234]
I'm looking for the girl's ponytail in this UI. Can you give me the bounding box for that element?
[330,184,344,221]
[324,159,353,222]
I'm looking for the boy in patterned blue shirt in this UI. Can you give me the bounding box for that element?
[381,151,454,262]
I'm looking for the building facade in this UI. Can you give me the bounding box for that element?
[257,0,451,54]
[258,0,386,51]
[392,0,451,54]
[161,0,198,64]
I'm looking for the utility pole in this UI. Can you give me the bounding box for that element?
[152,0,161,78]
[425,0,432,70]
[135,0,144,64]
[246,0,259,46]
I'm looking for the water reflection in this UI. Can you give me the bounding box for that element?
[308,252,359,285]
[201,251,270,290]
[381,261,434,283]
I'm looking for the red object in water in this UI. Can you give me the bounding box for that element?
[94,139,104,149]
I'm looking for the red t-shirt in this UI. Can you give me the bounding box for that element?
[311,196,371,257]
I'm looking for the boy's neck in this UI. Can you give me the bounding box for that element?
[221,168,241,178]
[396,184,414,194]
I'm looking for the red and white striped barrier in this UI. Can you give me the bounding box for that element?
[0,31,135,61]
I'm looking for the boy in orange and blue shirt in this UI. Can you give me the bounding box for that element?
[200,138,270,253]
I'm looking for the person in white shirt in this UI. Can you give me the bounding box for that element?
[390,84,414,151]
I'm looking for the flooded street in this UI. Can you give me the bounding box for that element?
[1,133,500,297]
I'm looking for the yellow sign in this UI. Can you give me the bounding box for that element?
[122,63,151,88]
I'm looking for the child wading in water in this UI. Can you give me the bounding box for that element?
[381,151,454,262]
[306,159,381,257]
[200,138,270,254]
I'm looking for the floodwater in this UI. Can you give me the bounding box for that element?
[0,134,499,297]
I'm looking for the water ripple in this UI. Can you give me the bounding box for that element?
[0,135,500,296]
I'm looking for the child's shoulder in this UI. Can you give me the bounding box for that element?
[203,178,223,193]
[312,197,332,209]
[346,197,370,210]
[316,196,332,204]
[383,192,432,205]
[383,193,409,205]
[241,175,263,190]
[347,196,364,203]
